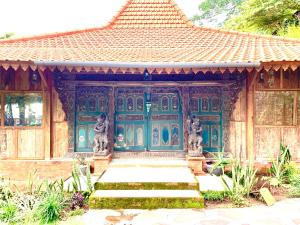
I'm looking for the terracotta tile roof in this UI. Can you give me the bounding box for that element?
[0,0,300,71]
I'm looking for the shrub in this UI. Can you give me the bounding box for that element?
[35,191,65,224]
[0,200,19,224]
[268,145,292,187]
[222,160,258,206]
[70,192,85,210]
[203,191,227,201]
[0,177,12,202]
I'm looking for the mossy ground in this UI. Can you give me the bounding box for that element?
[89,197,204,209]
[94,182,199,190]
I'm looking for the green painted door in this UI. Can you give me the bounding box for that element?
[114,88,183,151]
[75,87,109,152]
[190,92,222,153]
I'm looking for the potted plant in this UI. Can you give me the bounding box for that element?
[75,154,89,176]
[206,148,232,176]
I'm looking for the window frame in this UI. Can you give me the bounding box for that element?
[0,90,44,129]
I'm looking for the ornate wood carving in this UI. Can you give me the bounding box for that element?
[188,76,245,153]
[222,78,245,153]
[53,73,76,152]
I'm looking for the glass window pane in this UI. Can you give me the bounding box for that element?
[4,93,43,127]
[255,91,294,126]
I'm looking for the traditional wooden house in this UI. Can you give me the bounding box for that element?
[0,0,299,175]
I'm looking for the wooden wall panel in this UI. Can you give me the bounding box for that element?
[15,69,30,91]
[18,129,44,159]
[254,127,281,159]
[52,88,68,158]
[229,85,247,159]
[52,90,66,122]
[229,121,247,160]
[52,122,68,158]
[281,127,300,160]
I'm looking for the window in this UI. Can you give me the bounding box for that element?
[255,91,294,126]
[4,93,43,127]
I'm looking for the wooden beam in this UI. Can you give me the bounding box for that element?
[280,68,284,89]
[246,70,256,159]
[38,68,49,90]
[249,70,259,88]
[293,91,298,126]
[0,94,4,127]
[39,69,51,160]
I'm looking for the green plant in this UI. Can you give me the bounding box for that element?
[68,208,85,217]
[26,170,44,195]
[75,154,87,166]
[0,177,12,202]
[222,160,258,206]
[268,144,292,187]
[206,148,232,175]
[0,200,19,224]
[36,191,65,224]
[203,191,228,201]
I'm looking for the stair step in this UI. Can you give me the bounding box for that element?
[89,190,204,209]
[95,181,199,190]
[109,159,188,168]
[98,167,196,183]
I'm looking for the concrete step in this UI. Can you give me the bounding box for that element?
[97,167,196,184]
[109,159,188,168]
[89,190,204,209]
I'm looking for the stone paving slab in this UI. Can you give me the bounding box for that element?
[60,198,300,225]
[92,190,201,198]
[99,167,196,183]
[197,175,233,192]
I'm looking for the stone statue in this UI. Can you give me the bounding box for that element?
[187,116,203,156]
[93,113,109,155]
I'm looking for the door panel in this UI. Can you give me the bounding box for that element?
[190,89,223,153]
[114,88,147,151]
[114,88,183,151]
[75,87,109,152]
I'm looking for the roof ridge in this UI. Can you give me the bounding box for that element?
[107,0,193,28]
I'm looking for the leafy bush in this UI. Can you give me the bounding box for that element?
[0,177,12,202]
[36,191,65,224]
[70,192,85,210]
[222,160,258,206]
[0,200,19,224]
[268,144,292,187]
[203,191,228,201]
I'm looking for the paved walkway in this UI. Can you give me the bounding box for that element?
[62,198,300,225]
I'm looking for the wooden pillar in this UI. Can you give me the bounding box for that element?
[246,70,257,159]
[182,87,189,153]
[39,69,51,160]
[108,87,115,154]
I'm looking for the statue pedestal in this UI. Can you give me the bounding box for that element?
[186,155,206,176]
[93,153,112,175]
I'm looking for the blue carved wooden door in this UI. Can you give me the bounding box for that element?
[114,88,183,151]
[75,87,109,152]
[190,88,223,153]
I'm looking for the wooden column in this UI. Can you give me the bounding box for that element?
[182,87,189,153]
[39,69,51,160]
[108,87,115,154]
[246,70,257,159]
